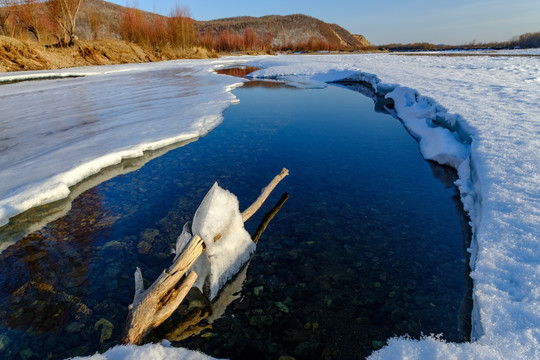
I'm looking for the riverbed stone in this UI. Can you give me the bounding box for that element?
[66,321,83,334]
[294,339,320,357]
[0,334,12,351]
[102,241,124,253]
[141,229,160,243]
[137,240,152,254]
[19,348,34,360]
[94,318,114,343]
[71,345,89,357]
[62,272,87,288]
[18,310,34,326]
[254,286,264,296]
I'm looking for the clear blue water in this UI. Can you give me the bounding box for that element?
[0,77,471,360]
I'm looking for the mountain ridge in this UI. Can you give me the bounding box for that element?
[194,14,371,49]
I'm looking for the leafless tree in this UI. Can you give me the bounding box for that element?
[15,0,47,42]
[47,0,84,45]
[0,0,16,36]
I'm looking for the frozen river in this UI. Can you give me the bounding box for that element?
[0,52,539,359]
[0,67,471,359]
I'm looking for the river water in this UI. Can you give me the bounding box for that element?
[0,71,471,359]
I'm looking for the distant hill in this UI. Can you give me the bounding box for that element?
[195,14,371,49]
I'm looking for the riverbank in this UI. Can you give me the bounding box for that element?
[0,36,221,72]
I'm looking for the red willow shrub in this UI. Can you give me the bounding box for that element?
[3,0,58,43]
[278,36,340,52]
[212,27,272,52]
[120,5,195,50]
[166,4,195,49]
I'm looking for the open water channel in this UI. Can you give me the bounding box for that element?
[0,67,471,359]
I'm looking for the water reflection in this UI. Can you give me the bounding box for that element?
[215,66,261,78]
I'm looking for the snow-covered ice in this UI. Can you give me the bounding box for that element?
[0,60,246,229]
[1,51,539,359]
[176,182,256,300]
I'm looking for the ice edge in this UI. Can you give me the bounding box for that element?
[341,71,484,343]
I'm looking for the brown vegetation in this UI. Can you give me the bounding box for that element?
[5,0,536,73]
[48,0,84,45]
[511,32,540,48]
[195,14,371,52]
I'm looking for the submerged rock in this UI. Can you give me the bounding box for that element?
[137,240,152,254]
[94,318,114,343]
[18,348,34,360]
[0,334,13,351]
[66,321,83,334]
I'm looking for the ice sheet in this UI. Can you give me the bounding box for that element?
[0,59,246,227]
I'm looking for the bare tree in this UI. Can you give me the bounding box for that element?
[15,0,47,42]
[0,0,15,36]
[47,0,84,45]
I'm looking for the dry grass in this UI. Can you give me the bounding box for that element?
[0,36,217,72]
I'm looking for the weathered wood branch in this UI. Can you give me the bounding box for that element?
[122,236,204,344]
[122,168,289,345]
[242,168,289,222]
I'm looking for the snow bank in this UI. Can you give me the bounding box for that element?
[73,342,222,360]
[385,86,470,168]
[417,48,540,56]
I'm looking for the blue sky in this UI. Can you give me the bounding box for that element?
[110,0,540,45]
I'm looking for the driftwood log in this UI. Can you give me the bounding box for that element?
[121,168,289,344]
[164,191,289,341]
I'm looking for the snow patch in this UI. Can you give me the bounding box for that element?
[72,343,223,360]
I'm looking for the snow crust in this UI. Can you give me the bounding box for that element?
[186,182,256,300]
[2,52,539,359]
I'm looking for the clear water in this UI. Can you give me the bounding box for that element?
[0,77,471,360]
